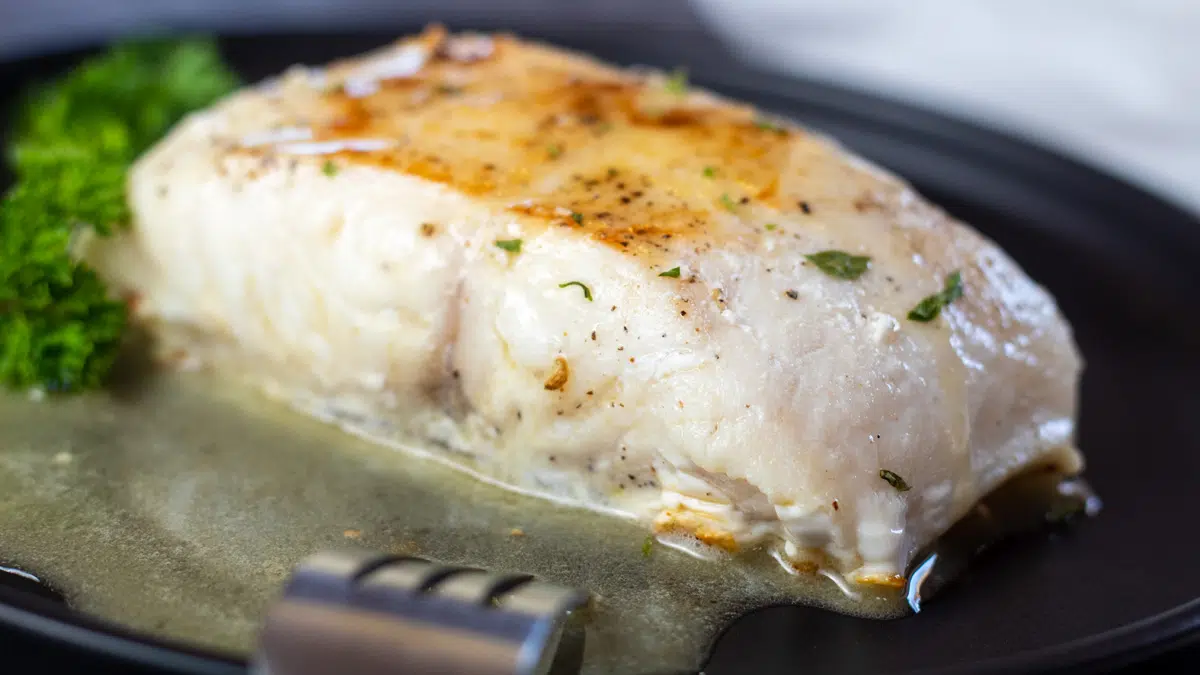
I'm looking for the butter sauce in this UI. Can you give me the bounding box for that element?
[0,366,1094,674]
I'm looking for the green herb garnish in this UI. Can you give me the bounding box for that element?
[658,267,681,278]
[755,117,787,134]
[558,281,593,301]
[321,160,338,177]
[702,166,717,178]
[879,469,911,492]
[546,143,563,159]
[571,211,583,225]
[664,68,688,95]
[0,38,239,394]
[642,535,654,557]
[719,193,738,212]
[907,271,964,322]
[495,239,523,253]
[765,223,778,231]
[805,250,871,280]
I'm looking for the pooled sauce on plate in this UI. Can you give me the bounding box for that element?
[0,364,1095,674]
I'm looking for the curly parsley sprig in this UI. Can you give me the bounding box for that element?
[1,38,239,393]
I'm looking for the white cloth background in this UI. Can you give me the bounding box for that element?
[691,0,1200,215]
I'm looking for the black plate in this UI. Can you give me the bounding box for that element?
[2,19,1200,675]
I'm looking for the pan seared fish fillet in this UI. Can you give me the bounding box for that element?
[88,26,1084,586]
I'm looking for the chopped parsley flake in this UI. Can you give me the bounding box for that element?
[571,211,584,225]
[642,535,654,557]
[321,160,338,177]
[559,281,593,301]
[719,193,738,212]
[907,271,964,322]
[703,166,717,178]
[664,68,688,95]
[765,223,778,231]
[494,239,522,253]
[879,469,911,492]
[805,250,871,280]
[659,266,681,278]
[755,117,787,134]
[547,144,563,159]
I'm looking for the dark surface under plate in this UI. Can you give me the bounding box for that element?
[2,18,1200,675]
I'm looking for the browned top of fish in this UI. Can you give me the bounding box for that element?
[232,25,835,256]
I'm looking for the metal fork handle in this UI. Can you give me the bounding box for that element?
[251,550,589,675]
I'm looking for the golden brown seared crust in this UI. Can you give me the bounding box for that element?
[221,24,1071,370]
[235,25,809,257]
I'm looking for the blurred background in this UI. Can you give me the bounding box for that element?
[693,0,1200,216]
[0,0,1196,214]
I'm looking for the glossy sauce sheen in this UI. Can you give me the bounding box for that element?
[0,373,895,675]
[88,26,1085,587]
[0,372,1094,674]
